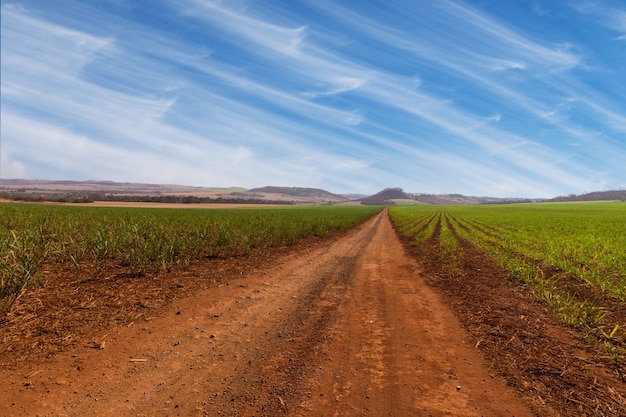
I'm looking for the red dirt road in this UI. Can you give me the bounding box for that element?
[1,210,533,416]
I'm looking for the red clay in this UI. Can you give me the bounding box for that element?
[1,210,623,416]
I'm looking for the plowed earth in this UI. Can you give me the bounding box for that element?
[1,209,624,416]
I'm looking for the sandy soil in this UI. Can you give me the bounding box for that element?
[1,210,623,416]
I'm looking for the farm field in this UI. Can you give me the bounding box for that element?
[0,203,381,315]
[1,202,625,415]
[390,202,625,414]
[390,202,626,352]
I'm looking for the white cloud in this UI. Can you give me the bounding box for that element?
[177,0,308,56]
[572,2,626,40]
[1,1,624,196]
[438,0,581,70]
[1,157,27,179]
[493,60,527,71]
[302,76,369,98]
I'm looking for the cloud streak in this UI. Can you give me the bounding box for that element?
[1,0,624,196]
[572,1,626,40]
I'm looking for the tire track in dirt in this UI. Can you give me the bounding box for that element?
[1,210,533,416]
[299,209,532,417]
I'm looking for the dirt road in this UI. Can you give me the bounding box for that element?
[1,210,533,416]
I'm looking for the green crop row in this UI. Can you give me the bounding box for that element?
[389,207,439,245]
[0,203,382,314]
[446,203,626,301]
[440,211,462,273]
[389,202,626,356]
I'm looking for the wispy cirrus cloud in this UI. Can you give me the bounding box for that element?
[572,1,626,40]
[301,77,370,98]
[177,0,308,56]
[1,0,624,196]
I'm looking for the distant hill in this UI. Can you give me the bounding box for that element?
[246,186,348,202]
[0,180,352,204]
[340,193,369,201]
[0,180,281,204]
[2,179,623,205]
[360,188,484,205]
[549,190,626,202]
[360,188,411,205]
[412,193,480,205]
[360,188,539,205]
[0,180,350,204]
[412,194,538,205]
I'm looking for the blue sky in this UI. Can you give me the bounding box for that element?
[1,0,625,197]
